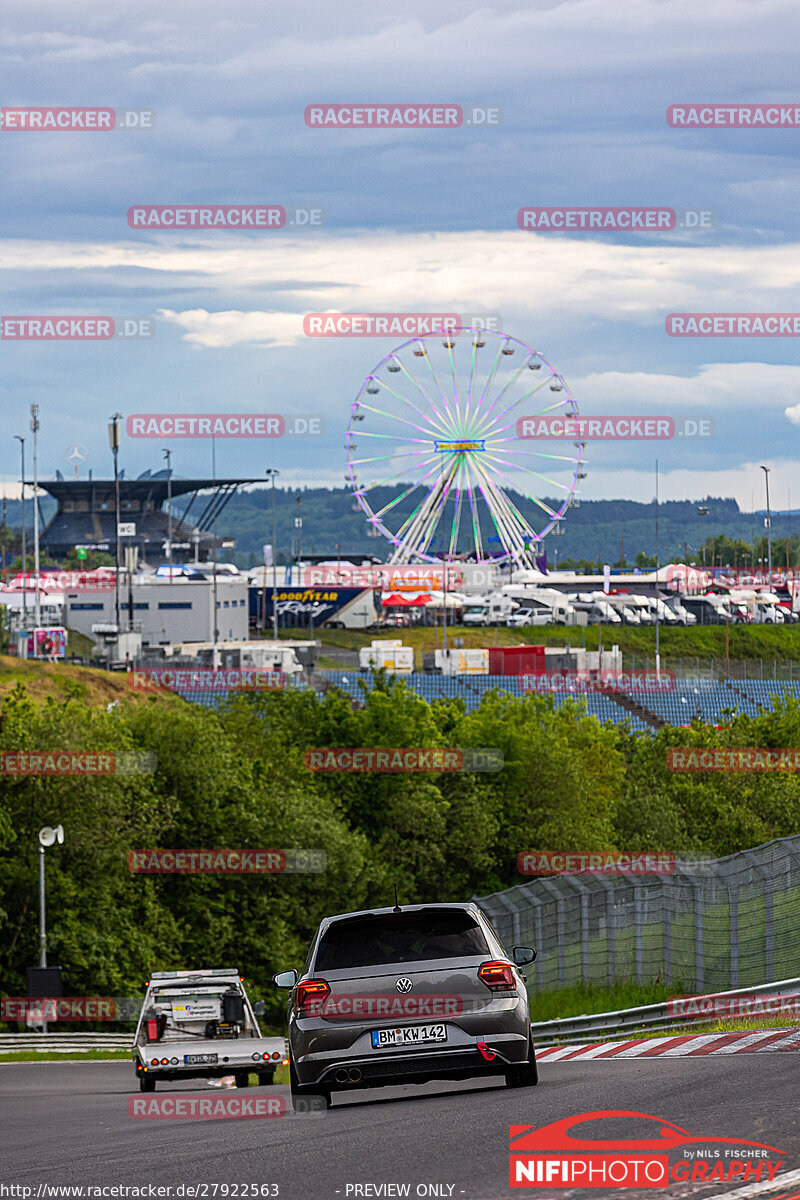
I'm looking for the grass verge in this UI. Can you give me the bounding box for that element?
[528,979,681,1022]
[306,622,800,669]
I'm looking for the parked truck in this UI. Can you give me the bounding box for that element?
[430,648,490,675]
[178,641,304,675]
[132,968,285,1093]
[358,639,415,673]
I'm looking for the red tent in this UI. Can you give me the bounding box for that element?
[382,593,432,607]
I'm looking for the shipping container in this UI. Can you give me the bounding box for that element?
[487,644,546,676]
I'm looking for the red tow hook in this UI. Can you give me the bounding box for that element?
[477,1041,498,1061]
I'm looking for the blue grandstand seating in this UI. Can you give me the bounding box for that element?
[169,671,800,734]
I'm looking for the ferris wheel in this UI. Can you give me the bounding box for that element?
[344,328,586,568]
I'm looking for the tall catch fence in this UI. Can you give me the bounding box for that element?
[474,836,800,994]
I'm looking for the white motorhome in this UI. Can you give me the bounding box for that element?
[570,593,623,624]
[753,592,785,624]
[461,593,518,626]
[603,594,642,625]
[680,594,731,625]
[500,585,578,626]
[627,595,655,624]
[665,597,696,625]
[650,597,680,624]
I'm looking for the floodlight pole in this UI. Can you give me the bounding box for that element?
[761,465,772,579]
[38,844,47,968]
[266,469,279,640]
[655,458,660,678]
[163,448,173,584]
[30,406,41,628]
[212,437,219,669]
[442,552,448,654]
[37,826,63,1035]
[14,436,27,627]
[108,415,122,639]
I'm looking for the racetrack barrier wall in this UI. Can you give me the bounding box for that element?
[474,835,800,993]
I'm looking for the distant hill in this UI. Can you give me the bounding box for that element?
[171,487,791,568]
[3,488,790,569]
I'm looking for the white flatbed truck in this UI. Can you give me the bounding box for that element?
[132,968,286,1092]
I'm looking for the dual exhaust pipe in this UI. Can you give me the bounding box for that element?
[334,1067,363,1084]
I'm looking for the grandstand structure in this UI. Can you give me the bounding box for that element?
[164,671,800,730]
[34,470,262,562]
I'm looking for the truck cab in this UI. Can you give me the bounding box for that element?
[132,968,286,1093]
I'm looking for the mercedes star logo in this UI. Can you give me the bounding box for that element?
[65,443,87,465]
[395,977,413,993]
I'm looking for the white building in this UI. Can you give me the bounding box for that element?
[64,573,249,650]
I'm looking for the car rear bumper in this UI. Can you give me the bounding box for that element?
[134,1063,274,1083]
[293,1027,531,1089]
[133,1038,285,1081]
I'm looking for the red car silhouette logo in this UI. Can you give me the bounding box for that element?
[509,1111,784,1189]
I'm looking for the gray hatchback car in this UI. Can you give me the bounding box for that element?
[273,901,537,1110]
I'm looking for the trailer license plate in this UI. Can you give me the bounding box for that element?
[184,1053,218,1064]
[370,1024,446,1048]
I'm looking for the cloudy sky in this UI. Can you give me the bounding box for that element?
[1,0,799,520]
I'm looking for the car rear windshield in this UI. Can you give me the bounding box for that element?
[313,909,489,971]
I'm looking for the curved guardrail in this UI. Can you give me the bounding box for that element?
[529,976,800,1046]
[3,977,799,1054]
[0,1033,132,1052]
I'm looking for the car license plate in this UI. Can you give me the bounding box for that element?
[370,1024,446,1048]
[184,1053,218,1064]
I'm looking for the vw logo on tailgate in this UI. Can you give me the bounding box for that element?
[395,977,413,993]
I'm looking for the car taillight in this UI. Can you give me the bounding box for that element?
[295,978,330,1013]
[478,960,515,990]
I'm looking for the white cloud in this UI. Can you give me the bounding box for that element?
[157,308,300,348]
[577,362,800,412]
[1,229,790,344]
[580,459,796,512]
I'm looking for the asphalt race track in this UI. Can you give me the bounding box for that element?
[1,1059,798,1200]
